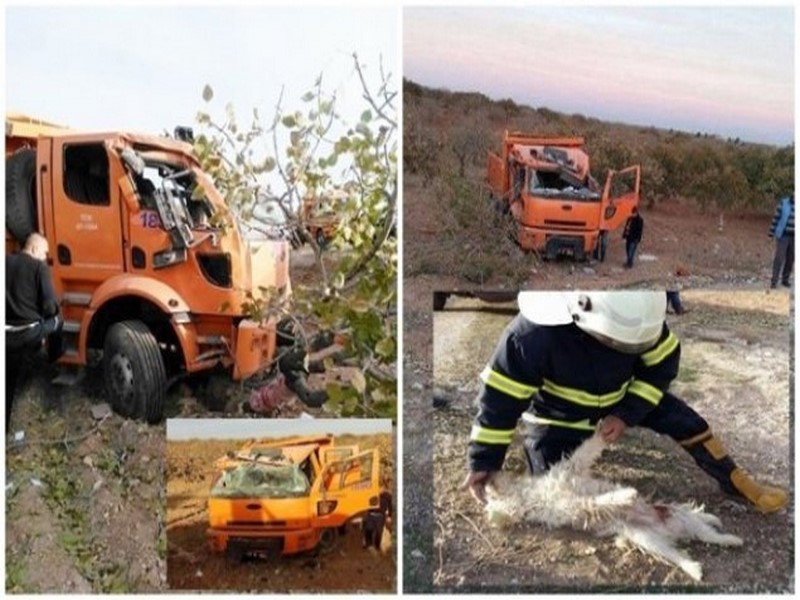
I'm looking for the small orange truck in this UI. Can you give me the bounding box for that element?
[207,435,381,561]
[5,113,300,422]
[487,131,641,261]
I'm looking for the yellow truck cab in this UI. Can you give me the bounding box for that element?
[207,435,381,561]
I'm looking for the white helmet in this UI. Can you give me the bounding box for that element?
[518,291,666,353]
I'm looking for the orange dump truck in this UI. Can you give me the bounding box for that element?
[487,131,640,260]
[5,113,295,422]
[207,435,381,561]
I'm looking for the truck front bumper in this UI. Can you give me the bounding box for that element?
[517,225,598,257]
[207,526,321,556]
[232,318,278,380]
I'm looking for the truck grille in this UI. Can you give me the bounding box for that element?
[543,219,588,229]
[227,520,287,528]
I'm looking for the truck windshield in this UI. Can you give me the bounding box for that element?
[210,463,311,499]
[528,169,601,202]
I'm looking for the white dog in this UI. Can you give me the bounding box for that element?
[485,430,743,581]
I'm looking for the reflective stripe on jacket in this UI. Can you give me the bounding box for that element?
[468,316,680,472]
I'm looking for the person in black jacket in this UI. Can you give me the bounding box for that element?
[6,233,63,432]
[362,483,393,550]
[622,207,644,268]
[464,291,786,513]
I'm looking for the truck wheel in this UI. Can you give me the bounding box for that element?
[103,320,166,423]
[318,528,337,553]
[6,149,37,244]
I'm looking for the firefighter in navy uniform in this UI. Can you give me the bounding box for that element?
[464,291,787,514]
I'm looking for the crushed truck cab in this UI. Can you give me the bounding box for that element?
[487,131,640,260]
[207,436,381,560]
[5,113,294,423]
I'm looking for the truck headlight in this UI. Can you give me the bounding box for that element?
[153,248,187,269]
[317,500,338,516]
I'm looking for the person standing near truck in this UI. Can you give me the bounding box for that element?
[362,483,393,551]
[5,233,63,432]
[622,207,644,268]
[768,193,794,289]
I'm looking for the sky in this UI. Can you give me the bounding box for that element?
[167,418,392,440]
[404,6,794,146]
[6,6,398,137]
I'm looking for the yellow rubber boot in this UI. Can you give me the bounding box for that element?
[730,468,788,513]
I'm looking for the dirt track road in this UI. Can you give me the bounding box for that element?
[429,290,792,592]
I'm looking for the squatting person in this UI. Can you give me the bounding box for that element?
[464,291,787,513]
[5,232,63,432]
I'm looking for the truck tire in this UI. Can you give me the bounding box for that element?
[103,320,166,423]
[6,149,37,244]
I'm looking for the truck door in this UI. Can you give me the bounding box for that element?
[311,449,380,529]
[51,139,125,284]
[600,165,641,231]
[487,151,507,197]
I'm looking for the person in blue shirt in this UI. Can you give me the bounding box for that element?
[769,194,794,289]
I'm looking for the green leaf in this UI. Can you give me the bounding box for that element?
[282,115,297,128]
[375,337,394,359]
[334,137,351,153]
[202,84,214,102]
[301,91,315,103]
[351,370,367,394]
[360,110,372,123]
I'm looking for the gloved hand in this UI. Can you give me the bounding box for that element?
[461,470,496,505]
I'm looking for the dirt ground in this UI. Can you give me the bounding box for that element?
[428,291,792,592]
[165,434,395,593]
[3,246,362,593]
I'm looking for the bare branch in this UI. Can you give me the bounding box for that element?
[353,52,397,129]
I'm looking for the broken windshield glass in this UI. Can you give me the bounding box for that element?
[529,168,601,201]
[210,463,311,499]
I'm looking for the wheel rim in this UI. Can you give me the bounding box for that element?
[109,352,136,406]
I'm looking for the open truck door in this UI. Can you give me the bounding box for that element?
[319,445,360,465]
[311,449,380,529]
[600,164,641,231]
